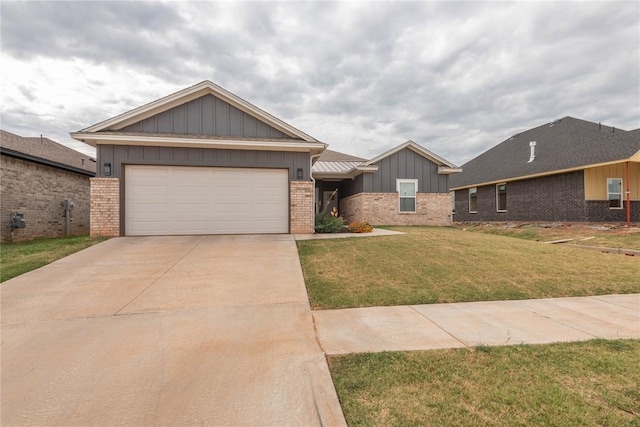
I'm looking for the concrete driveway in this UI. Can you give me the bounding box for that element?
[2,235,346,426]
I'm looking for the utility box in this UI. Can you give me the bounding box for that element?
[7,213,26,230]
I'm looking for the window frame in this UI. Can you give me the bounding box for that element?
[607,178,623,210]
[397,179,418,213]
[496,183,507,212]
[468,187,478,213]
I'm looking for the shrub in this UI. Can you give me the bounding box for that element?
[347,221,373,233]
[315,213,346,233]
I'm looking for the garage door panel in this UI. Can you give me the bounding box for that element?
[125,165,289,236]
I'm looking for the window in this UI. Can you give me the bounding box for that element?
[469,187,478,213]
[397,179,417,212]
[607,178,623,209]
[496,184,507,212]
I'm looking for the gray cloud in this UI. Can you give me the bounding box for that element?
[1,1,638,165]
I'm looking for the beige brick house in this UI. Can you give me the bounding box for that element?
[1,130,96,241]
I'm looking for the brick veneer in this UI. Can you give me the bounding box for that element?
[340,192,453,226]
[1,155,91,241]
[90,177,120,237]
[290,181,314,233]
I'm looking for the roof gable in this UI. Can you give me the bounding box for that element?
[1,130,96,175]
[76,81,318,142]
[364,140,458,169]
[450,117,637,189]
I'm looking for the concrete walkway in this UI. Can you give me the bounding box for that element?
[314,294,640,355]
[2,235,346,426]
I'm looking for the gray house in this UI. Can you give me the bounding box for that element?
[72,81,460,237]
[314,140,461,226]
[451,117,640,223]
[1,130,96,241]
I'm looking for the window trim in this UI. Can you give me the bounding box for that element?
[397,179,418,213]
[496,183,507,212]
[607,178,623,210]
[468,187,478,213]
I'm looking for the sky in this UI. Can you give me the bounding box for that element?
[1,1,638,166]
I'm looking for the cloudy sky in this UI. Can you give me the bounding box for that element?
[1,1,638,165]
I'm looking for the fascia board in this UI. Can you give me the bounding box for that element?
[70,133,326,153]
[438,167,463,175]
[78,81,318,142]
[364,140,458,168]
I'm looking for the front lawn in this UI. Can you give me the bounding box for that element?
[329,339,640,427]
[297,227,640,309]
[0,235,105,282]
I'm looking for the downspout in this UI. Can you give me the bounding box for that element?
[310,152,322,234]
[626,161,631,228]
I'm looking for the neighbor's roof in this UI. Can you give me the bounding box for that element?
[1,130,96,175]
[450,117,639,190]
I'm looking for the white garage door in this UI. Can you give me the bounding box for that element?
[125,165,289,236]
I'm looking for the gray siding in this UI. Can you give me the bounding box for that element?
[98,145,310,181]
[364,148,449,193]
[340,175,364,198]
[121,94,289,139]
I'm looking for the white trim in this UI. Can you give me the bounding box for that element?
[496,183,507,212]
[607,177,624,209]
[75,80,318,142]
[70,132,326,153]
[468,187,478,213]
[438,166,463,175]
[397,179,418,213]
[365,140,458,168]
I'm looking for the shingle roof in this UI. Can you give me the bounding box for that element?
[1,130,96,174]
[450,117,638,189]
[317,149,366,162]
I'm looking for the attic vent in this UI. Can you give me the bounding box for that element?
[508,133,520,140]
[549,119,561,127]
[527,141,536,163]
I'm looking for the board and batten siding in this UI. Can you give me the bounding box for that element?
[121,94,289,139]
[584,162,640,200]
[98,145,311,181]
[340,148,449,198]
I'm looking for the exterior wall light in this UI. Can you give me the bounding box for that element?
[104,163,111,176]
[296,168,304,180]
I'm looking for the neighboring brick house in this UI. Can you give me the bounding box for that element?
[72,81,326,237]
[1,130,96,241]
[450,117,640,224]
[313,141,461,226]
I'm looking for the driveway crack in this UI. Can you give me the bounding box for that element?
[114,238,204,315]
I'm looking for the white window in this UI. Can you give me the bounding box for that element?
[496,184,507,212]
[397,179,418,212]
[469,187,478,213]
[607,178,623,209]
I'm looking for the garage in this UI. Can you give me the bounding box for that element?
[125,165,289,236]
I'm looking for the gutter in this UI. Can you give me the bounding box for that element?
[1,147,96,177]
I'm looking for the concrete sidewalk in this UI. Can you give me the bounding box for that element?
[313,294,640,355]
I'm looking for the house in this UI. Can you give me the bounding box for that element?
[1,130,96,241]
[313,141,461,226]
[72,81,326,237]
[72,81,460,237]
[450,117,640,224]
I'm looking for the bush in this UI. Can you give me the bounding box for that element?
[347,221,373,233]
[315,214,346,233]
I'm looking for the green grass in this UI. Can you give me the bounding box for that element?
[297,227,640,309]
[329,339,640,427]
[0,235,105,282]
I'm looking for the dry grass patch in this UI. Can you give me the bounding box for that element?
[329,340,640,427]
[297,227,639,309]
[457,222,640,251]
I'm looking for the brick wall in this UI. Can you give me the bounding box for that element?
[1,155,91,242]
[340,192,453,226]
[90,177,120,237]
[454,171,586,222]
[290,181,314,233]
[586,200,640,222]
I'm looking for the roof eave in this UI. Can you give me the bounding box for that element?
[70,132,327,153]
[438,167,463,175]
[0,147,96,176]
[364,140,458,168]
